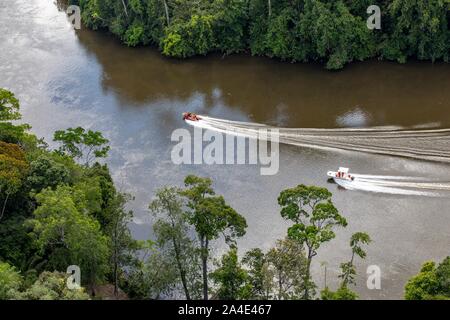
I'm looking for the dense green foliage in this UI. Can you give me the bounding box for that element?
[404,257,450,300]
[0,262,22,299]
[14,271,90,300]
[210,247,251,299]
[320,286,358,300]
[0,89,137,299]
[243,238,309,299]
[73,0,450,69]
[29,185,110,287]
[0,264,90,300]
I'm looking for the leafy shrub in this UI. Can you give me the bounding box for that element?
[162,15,215,58]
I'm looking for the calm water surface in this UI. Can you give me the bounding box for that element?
[1,0,450,299]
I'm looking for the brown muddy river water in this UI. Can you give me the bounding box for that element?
[1,0,450,299]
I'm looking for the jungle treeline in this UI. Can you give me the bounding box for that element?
[72,0,450,69]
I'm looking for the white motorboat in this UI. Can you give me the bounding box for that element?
[327,167,355,182]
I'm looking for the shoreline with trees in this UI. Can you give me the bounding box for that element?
[70,0,450,70]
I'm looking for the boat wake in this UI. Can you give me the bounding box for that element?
[185,115,450,197]
[189,115,450,163]
[336,174,450,197]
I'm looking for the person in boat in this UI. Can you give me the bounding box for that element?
[335,170,355,181]
[183,112,201,121]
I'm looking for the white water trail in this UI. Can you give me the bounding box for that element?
[335,178,439,197]
[351,174,427,181]
[185,115,450,197]
[191,115,450,163]
[339,174,450,196]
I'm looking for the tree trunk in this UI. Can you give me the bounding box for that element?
[121,0,129,18]
[304,251,313,300]
[0,192,10,222]
[268,0,271,19]
[162,0,170,26]
[89,270,96,297]
[342,252,355,287]
[201,237,209,300]
[172,237,191,299]
[113,248,118,296]
[278,271,282,300]
[112,221,119,296]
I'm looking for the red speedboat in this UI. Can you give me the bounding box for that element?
[183,112,201,121]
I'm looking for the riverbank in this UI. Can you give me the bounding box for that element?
[72,0,450,69]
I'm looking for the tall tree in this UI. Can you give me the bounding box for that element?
[242,248,273,299]
[0,141,28,221]
[339,232,371,287]
[106,192,138,296]
[278,185,347,299]
[182,175,247,300]
[126,240,179,299]
[266,238,308,299]
[243,238,308,299]
[149,186,201,300]
[320,231,371,300]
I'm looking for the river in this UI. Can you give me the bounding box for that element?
[1,0,450,299]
